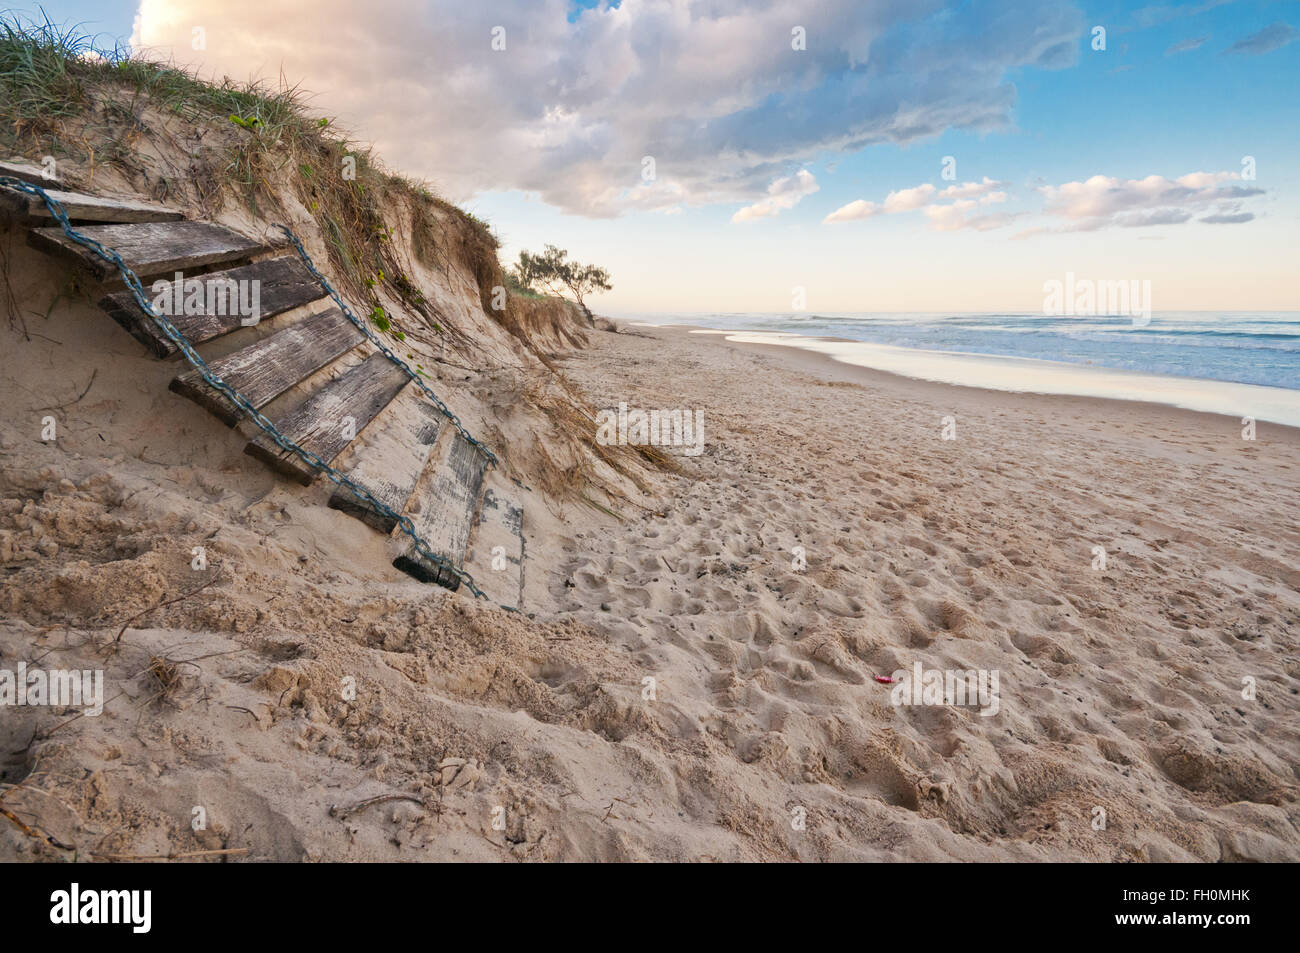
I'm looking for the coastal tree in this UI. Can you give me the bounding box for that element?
[511,244,611,323]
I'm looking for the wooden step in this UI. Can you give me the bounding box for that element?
[98,256,327,358]
[1,184,183,224]
[327,390,444,533]
[0,159,60,187]
[245,351,411,484]
[392,431,489,590]
[169,308,364,426]
[28,221,269,281]
[464,488,525,608]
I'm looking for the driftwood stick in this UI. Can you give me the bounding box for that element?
[90,847,250,861]
[329,793,427,820]
[36,369,97,411]
[0,799,75,850]
[111,570,224,646]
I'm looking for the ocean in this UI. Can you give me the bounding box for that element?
[619,312,1300,428]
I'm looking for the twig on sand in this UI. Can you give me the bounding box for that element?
[44,690,125,737]
[661,555,678,574]
[601,796,633,823]
[0,798,75,851]
[89,847,249,861]
[580,493,624,521]
[428,355,478,373]
[0,238,29,339]
[36,369,97,412]
[329,793,427,821]
[108,570,224,650]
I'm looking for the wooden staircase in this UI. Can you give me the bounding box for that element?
[3,170,525,606]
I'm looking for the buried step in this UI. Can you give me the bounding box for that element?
[0,158,62,187]
[464,487,525,609]
[245,351,412,484]
[0,183,183,224]
[327,391,445,534]
[99,256,327,358]
[169,308,363,426]
[29,220,273,281]
[392,431,489,591]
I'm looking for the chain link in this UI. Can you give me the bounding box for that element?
[274,224,499,467]
[3,175,516,611]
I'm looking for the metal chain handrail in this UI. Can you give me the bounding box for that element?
[2,175,514,610]
[273,223,498,467]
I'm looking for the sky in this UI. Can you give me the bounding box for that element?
[10,0,1300,314]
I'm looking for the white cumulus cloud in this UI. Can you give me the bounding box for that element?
[732,170,819,222]
[129,0,1083,217]
[823,199,880,223]
[1032,170,1263,230]
[938,176,1006,199]
[824,177,1013,229]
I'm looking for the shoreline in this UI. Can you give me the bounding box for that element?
[634,322,1300,441]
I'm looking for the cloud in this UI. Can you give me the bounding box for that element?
[829,168,1260,237]
[823,199,879,223]
[882,183,937,213]
[129,0,1085,218]
[1016,169,1263,235]
[1124,0,1235,32]
[822,183,939,224]
[1225,22,1298,55]
[1114,208,1195,227]
[732,170,819,222]
[825,177,1011,227]
[923,200,1021,231]
[938,176,1006,199]
[1164,35,1209,55]
[1201,211,1254,224]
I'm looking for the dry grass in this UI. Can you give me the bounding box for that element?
[503,366,679,515]
[143,656,183,708]
[498,295,590,354]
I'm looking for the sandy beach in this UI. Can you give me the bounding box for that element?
[545,323,1300,860]
[5,308,1297,862]
[3,15,1299,942]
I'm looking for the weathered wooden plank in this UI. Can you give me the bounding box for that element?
[0,159,60,187]
[0,185,183,224]
[244,351,411,484]
[28,221,269,281]
[169,308,363,426]
[463,488,525,608]
[392,431,488,590]
[327,390,443,533]
[98,256,327,358]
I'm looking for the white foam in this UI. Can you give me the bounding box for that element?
[716,331,1300,428]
